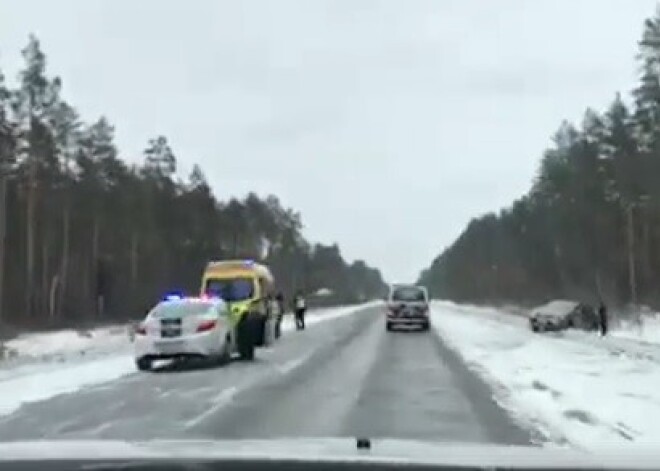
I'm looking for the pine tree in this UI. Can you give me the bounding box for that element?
[11,34,61,318]
[144,135,176,178]
[0,65,15,324]
[47,100,80,319]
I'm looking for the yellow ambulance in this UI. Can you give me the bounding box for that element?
[200,260,277,359]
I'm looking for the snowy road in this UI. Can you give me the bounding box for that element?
[0,304,530,445]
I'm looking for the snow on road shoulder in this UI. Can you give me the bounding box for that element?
[4,325,131,361]
[612,314,660,345]
[0,354,135,417]
[431,301,660,450]
[0,302,378,419]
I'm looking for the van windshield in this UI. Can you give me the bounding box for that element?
[390,286,426,302]
[205,278,255,302]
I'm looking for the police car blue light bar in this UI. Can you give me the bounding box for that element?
[164,292,184,301]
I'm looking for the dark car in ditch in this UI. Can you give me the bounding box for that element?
[529,300,599,333]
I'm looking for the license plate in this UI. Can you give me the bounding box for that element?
[161,328,181,338]
[155,341,184,353]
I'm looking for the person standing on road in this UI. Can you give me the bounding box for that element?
[293,291,306,330]
[598,302,608,336]
[274,292,285,338]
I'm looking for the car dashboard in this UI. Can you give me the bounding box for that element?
[0,457,634,471]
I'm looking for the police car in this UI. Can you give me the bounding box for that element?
[133,294,257,371]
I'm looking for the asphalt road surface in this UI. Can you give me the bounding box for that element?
[0,306,532,444]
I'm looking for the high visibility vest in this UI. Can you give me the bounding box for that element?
[270,300,281,315]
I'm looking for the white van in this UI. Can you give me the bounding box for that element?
[385,284,430,332]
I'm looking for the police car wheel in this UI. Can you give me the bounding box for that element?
[215,337,231,365]
[136,357,152,371]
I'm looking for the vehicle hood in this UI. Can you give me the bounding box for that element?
[530,300,578,318]
[0,438,658,469]
[534,313,565,320]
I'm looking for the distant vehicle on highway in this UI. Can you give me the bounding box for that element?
[133,295,256,371]
[529,300,599,333]
[385,284,430,332]
[201,259,278,348]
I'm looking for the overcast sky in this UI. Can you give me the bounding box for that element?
[0,0,657,282]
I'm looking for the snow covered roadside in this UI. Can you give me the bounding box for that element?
[0,302,379,418]
[612,313,660,344]
[431,301,660,450]
[2,325,132,367]
[2,302,380,367]
[0,354,135,417]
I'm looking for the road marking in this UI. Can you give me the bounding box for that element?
[184,386,239,428]
[277,352,313,375]
[182,307,378,429]
[185,352,316,429]
[277,358,302,375]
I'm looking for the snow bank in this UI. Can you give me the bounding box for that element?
[0,302,378,418]
[612,313,660,345]
[431,301,660,450]
[4,325,131,362]
[0,354,135,417]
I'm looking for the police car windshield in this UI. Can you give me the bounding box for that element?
[205,278,255,302]
[151,302,214,318]
[391,287,426,302]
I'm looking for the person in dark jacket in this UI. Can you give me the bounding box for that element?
[293,292,306,330]
[598,302,608,336]
[274,292,285,338]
